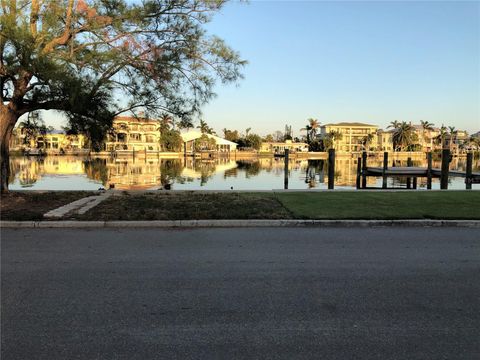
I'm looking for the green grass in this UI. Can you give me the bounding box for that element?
[275,191,480,220]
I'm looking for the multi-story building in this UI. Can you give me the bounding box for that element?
[104,116,160,152]
[376,130,394,152]
[10,128,87,154]
[411,125,439,152]
[445,130,469,153]
[319,122,379,152]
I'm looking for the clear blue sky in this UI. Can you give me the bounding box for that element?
[201,0,480,136]
[44,0,479,136]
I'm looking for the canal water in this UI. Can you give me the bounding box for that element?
[8,155,480,191]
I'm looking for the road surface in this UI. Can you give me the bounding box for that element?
[2,227,479,359]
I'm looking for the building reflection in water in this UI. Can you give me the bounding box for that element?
[8,155,480,190]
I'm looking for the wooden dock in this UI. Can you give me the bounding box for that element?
[363,167,480,178]
[355,150,479,190]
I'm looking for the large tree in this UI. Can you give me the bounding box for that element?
[0,0,245,192]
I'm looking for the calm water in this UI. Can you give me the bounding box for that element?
[8,155,480,190]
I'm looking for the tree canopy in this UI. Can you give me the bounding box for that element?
[0,0,246,191]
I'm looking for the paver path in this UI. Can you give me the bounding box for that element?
[43,191,111,219]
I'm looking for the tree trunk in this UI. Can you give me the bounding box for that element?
[1,107,19,193]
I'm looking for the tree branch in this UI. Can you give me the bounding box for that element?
[41,0,74,54]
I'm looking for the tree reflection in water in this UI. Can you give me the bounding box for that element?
[83,158,108,186]
[160,159,184,187]
[235,160,261,178]
[192,160,217,186]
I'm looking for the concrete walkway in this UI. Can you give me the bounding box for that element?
[43,191,111,219]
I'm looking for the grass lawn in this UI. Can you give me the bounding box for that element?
[2,190,479,221]
[275,191,480,220]
[1,191,93,221]
[78,192,292,220]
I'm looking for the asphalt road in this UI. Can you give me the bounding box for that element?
[2,227,479,360]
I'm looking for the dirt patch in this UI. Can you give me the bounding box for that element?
[1,191,94,220]
[78,192,293,220]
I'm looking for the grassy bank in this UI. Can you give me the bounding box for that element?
[2,191,479,221]
[1,191,93,220]
[275,191,480,220]
[78,191,480,221]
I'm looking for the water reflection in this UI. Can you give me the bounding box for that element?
[8,155,480,190]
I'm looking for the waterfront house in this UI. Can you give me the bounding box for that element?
[319,122,379,152]
[260,140,309,154]
[377,130,394,152]
[10,128,87,154]
[181,130,237,154]
[104,116,160,152]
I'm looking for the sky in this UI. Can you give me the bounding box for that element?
[43,0,479,136]
[201,0,480,136]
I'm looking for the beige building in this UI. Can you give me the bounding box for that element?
[319,122,379,152]
[10,128,87,154]
[104,116,160,152]
[377,130,394,152]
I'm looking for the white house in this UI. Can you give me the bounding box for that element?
[180,130,237,153]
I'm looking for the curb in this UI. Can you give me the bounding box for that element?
[2,219,480,228]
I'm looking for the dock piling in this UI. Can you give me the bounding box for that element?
[427,152,432,189]
[361,151,367,188]
[356,157,361,189]
[284,149,289,190]
[328,148,335,189]
[406,157,412,189]
[466,152,473,190]
[382,152,388,189]
[440,149,450,189]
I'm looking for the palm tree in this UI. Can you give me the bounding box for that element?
[301,118,320,144]
[420,120,435,151]
[18,112,45,147]
[392,121,415,151]
[308,118,320,139]
[448,126,457,152]
[301,124,312,143]
[328,130,343,150]
[468,135,480,151]
[197,119,209,134]
[361,133,375,151]
[435,125,448,149]
[197,119,215,134]
[177,118,194,130]
[158,113,174,133]
[245,127,251,137]
[387,120,401,130]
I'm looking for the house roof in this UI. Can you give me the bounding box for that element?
[180,130,237,146]
[114,115,158,124]
[322,122,378,128]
